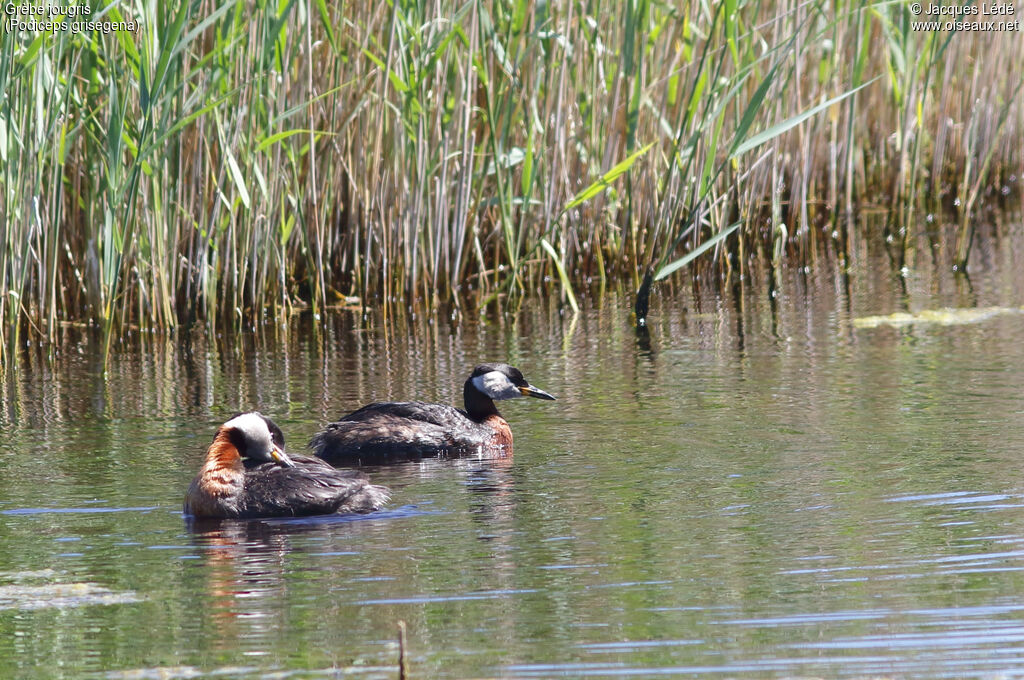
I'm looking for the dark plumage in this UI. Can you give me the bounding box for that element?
[184,412,390,519]
[310,363,555,466]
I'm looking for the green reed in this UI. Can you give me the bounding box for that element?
[1,0,1022,360]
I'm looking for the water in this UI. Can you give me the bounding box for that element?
[4,234,1024,678]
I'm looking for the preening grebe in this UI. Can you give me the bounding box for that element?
[184,412,390,519]
[310,363,556,466]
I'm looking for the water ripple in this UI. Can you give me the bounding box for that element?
[355,588,539,605]
[1,506,158,515]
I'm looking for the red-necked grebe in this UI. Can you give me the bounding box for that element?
[184,412,390,519]
[310,363,556,466]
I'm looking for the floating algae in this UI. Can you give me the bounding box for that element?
[105,665,396,679]
[104,669,206,680]
[853,306,1024,329]
[0,571,140,611]
[105,667,259,680]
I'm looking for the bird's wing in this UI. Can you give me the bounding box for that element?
[240,456,387,516]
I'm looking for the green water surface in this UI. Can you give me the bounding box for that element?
[3,237,1024,679]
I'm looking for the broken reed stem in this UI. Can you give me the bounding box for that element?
[397,619,408,680]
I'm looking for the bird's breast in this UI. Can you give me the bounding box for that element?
[483,414,513,449]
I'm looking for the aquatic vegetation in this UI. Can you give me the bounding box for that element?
[1,1,1021,359]
[0,573,140,611]
[853,306,1024,329]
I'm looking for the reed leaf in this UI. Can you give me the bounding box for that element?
[654,222,740,282]
[562,142,655,213]
[731,77,881,159]
[540,238,579,314]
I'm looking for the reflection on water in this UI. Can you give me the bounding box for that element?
[3,222,1024,677]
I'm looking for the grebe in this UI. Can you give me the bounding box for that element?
[184,412,390,519]
[310,363,556,466]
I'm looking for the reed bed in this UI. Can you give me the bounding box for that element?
[2,0,1022,360]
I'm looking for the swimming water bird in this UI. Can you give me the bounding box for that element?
[309,363,556,466]
[184,412,390,519]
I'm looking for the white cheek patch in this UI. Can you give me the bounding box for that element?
[224,412,272,447]
[472,371,524,400]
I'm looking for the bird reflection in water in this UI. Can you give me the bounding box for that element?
[185,518,304,652]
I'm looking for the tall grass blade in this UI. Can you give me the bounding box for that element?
[540,238,579,314]
[732,77,882,159]
[654,222,740,282]
[562,142,655,213]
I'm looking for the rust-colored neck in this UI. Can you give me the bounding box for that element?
[202,429,244,475]
[185,428,245,518]
[483,414,513,449]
